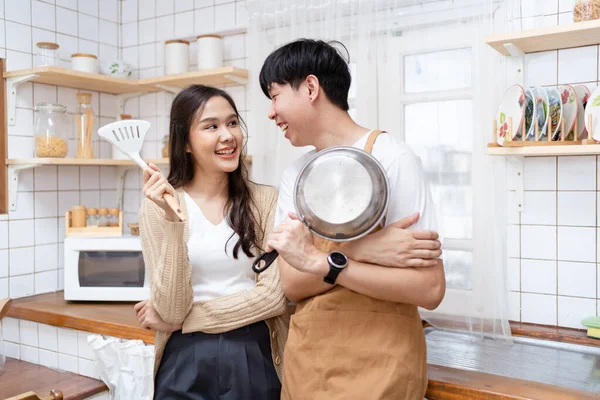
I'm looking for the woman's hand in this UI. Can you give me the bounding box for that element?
[346,212,442,268]
[266,212,327,275]
[142,163,179,221]
[134,300,182,333]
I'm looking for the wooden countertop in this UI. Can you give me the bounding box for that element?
[426,365,599,400]
[6,292,600,399]
[0,358,107,400]
[7,291,154,344]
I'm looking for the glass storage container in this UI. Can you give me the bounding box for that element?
[34,103,70,158]
[109,208,120,227]
[86,208,99,227]
[162,135,169,158]
[35,42,59,67]
[98,208,110,227]
[75,92,96,159]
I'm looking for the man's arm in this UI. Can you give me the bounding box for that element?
[279,257,333,303]
[275,222,444,307]
[273,145,445,306]
[312,248,445,309]
[270,215,445,307]
[278,212,442,303]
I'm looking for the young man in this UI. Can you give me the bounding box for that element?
[260,39,446,399]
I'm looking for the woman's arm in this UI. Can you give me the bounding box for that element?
[181,187,288,334]
[139,198,193,325]
[182,257,288,334]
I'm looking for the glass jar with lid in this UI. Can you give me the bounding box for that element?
[86,208,99,227]
[75,92,95,159]
[162,135,169,158]
[98,208,109,227]
[34,103,70,158]
[35,42,59,67]
[108,208,120,227]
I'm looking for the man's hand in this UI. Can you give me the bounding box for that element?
[266,212,328,276]
[347,212,442,268]
[134,300,182,333]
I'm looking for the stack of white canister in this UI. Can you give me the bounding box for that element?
[164,35,223,75]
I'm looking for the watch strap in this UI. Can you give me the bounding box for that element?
[324,267,342,285]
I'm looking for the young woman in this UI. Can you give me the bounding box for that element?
[134,85,289,400]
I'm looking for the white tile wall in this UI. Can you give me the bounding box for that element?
[1,316,151,400]
[1,0,249,298]
[508,2,600,329]
[118,0,249,174]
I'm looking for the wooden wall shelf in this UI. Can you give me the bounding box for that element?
[0,61,250,213]
[486,144,600,156]
[137,66,248,88]
[5,156,251,166]
[5,66,145,94]
[6,157,169,166]
[4,65,249,94]
[485,19,600,55]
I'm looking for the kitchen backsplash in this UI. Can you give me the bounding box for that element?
[506,1,600,328]
[0,0,249,300]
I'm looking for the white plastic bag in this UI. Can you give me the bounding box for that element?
[88,334,155,400]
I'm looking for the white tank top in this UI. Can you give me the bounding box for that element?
[184,192,256,302]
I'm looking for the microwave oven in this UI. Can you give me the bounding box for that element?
[64,236,150,301]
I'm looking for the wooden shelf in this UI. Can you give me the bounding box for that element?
[485,19,600,55]
[486,144,600,156]
[4,66,146,94]
[3,65,249,95]
[6,157,168,166]
[137,66,248,88]
[6,155,252,166]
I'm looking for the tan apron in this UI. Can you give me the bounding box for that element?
[281,130,428,400]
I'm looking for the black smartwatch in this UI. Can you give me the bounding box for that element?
[323,251,348,285]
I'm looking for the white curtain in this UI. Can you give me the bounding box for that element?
[247,0,513,341]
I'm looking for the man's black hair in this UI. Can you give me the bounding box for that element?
[259,39,352,111]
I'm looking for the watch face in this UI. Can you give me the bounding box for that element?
[330,252,347,266]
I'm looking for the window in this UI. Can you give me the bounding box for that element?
[396,41,474,292]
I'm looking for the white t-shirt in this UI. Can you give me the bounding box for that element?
[184,192,256,302]
[275,131,438,233]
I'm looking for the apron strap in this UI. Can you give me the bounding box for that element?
[363,130,386,154]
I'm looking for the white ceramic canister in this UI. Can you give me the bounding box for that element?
[164,39,190,75]
[196,35,223,70]
[71,53,99,73]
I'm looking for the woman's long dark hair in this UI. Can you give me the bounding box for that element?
[167,85,260,259]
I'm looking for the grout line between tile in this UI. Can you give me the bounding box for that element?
[555,156,559,325]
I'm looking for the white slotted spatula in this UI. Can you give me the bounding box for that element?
[98,119,186,221]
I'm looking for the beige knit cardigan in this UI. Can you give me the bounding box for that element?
[138,182,290,380]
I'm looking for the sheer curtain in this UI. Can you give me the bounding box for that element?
[247,0,513,340]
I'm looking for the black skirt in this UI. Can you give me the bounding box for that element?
[154,321,281,400]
